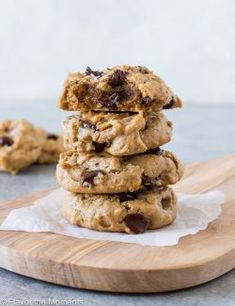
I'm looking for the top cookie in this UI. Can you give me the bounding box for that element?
[58,65,182,112]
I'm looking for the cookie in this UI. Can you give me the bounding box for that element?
[37,132,64,164]
[63,111,172,156]
[56,148,183,194]
[61,187,177,233]
[58,65,182,112]
[0,120,46,174]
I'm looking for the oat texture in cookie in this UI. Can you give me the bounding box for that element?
[63,111,173,156]
[61,187,177,233]
[56,148,184,194]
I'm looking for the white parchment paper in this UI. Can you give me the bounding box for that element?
[0,188,224,246]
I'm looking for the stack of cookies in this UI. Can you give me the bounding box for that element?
[57,65,183,234]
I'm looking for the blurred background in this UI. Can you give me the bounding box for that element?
[0,0,235,169]
[1,0,235,102]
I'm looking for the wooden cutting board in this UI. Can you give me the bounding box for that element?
[0,155,234,293]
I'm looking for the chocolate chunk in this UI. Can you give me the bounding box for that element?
[142,174,157,188]
[93,141,106,153]
[47,133,58,140]
[161,197,171,210]
[163,98,175,109]
[105,90,132,109]
[96,92,119,110]
[81,170,105,186]
[85,66,103,78]
[95,86,133,110]
[123,213,149,234]
[146,147,164,155]
[108,70,127,87]
[80,120,96,130]
[114,192,137,202]
[119,87,133,100]
[109,92,120,105]
[141,96,153,106]
[0,136,14,146]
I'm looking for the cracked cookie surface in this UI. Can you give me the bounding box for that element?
[58,65,182,112]
[0,120,46,174]
[56,148,183,194]
[63,111,172,156]
[61,187,177,233]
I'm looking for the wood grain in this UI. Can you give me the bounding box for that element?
[0,155,234,293]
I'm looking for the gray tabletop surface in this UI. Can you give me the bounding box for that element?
[0,101,234,306]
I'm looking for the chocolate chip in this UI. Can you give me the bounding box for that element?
[163,98,175,109]
[80,120,96,130]
[95,85,133,110]
[81,170,105,186]
[85,66,103,78]
[114,192,137,202]
[104,89,132,109]
[96,92,119,110]
[161,197,171,210]
[109,92,120,105]
[108,70,127,87]
[123,213,149,234]
[122,156,130,162]
[47,133,58,140]
[0,136,14,146]
[146,147,164,155]
[92,141,105,153]
[142,174,157,188]
[119,87,133,100]
[109,88,133,105]
[141,96,153,106]
[137,66,149,74]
